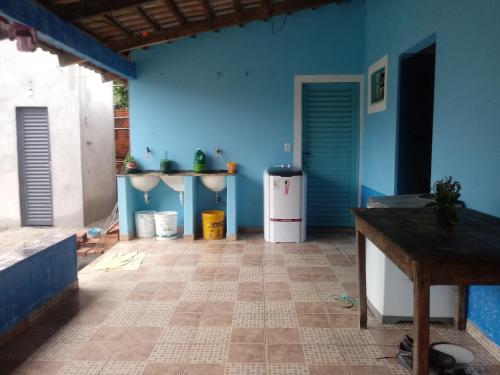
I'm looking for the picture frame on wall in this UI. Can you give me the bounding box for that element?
[368,55,388,114]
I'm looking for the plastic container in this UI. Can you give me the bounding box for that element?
[135,210,156,238]
[201,210,225,240]
[155,211,178,240]
[87,227,101,238]
[226,162,237,174]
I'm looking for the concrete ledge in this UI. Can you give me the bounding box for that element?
[0,281,78,349]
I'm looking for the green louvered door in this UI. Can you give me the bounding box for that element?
[302,82,359,227]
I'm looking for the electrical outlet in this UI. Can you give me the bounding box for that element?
[284,143,292,152]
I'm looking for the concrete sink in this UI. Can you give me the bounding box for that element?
[129,175,160,203]
[200,175,226,192]
[160,175,185,205]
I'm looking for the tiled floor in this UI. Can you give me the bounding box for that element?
[1,232,499,375]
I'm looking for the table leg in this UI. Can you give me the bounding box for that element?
[455,285,468,330]
[356,230,367,329]
[413,264,431,375]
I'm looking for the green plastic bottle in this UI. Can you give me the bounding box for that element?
[193,148,206,172]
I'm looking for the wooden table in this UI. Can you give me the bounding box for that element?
[351,208,500,375]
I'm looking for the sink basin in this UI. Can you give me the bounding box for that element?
[129,175,160,203]
[161,176,185,205]
[200,175,226,192]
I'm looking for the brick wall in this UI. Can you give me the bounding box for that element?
[114,108,129,173]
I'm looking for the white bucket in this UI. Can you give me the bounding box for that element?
[154,211,178,240]
[135,210,156,238]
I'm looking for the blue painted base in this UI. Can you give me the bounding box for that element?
[117,175,238,240]
[0,235,77,336]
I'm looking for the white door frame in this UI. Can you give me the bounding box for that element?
[293,74,365,206]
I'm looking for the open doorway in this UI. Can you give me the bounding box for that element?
[396,43,436,194]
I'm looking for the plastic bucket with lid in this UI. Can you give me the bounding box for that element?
[155,211,178,240]
[135,210,156,238]
[201,210,225,240]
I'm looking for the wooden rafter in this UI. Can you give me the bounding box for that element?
[46,0,156,22]
[263,0,272,19]
[200,0,214,20]
[161,0,187,25]
[136,6,161,30]
[232,0,244,25]
[108,0,341,52]
[104,15,134,37]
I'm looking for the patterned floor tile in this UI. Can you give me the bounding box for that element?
[195,327,232,343]
[3,232,498,374]
[224,363,267,375]
[299,328,336,345]
[158,326,198,343]
[100,361,147,375]
[31,342,82,361]
[340,345,386,366]
[148,342,192,362]
[188,343,230,364]
[303,344,344,365]
[57,360,106,375]
[330,328,375,346]
[266,313,299,328]
[232,313,265,328]
[265,301,295,314]
[267,364,310,375]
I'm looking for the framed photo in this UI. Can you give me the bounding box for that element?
[368,55,388,114]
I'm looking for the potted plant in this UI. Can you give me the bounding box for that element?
[124,154,137,173]
[426,176,462,226]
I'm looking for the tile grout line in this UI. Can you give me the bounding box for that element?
[180,244,221,375]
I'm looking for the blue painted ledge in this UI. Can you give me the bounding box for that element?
[0,0,136,79]
[0,234,77,336]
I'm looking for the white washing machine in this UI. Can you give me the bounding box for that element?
[264,166,306,243]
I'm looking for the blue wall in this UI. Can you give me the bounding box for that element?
[363,0,500,345]
[129,2,365,227]
[0,236,77,336]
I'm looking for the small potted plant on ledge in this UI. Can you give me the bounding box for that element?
[426,176,463,226]
[124,154,137,173]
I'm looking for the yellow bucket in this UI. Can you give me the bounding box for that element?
[201,210,225,240]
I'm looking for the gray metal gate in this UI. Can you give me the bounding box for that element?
[17,107,53,226]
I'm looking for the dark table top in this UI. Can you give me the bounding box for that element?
[351,208,500,263]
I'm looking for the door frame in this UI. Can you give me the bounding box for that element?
[293,74,364,206]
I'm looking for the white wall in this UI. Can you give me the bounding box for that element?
[0,40,115,227]
[79,74,116,225]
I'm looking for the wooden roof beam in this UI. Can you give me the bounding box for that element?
[108,0,340,52]
[136,6,161,31]
[46,0,156,22]
[161,0,187,25]
[232,0,244,26]
[263,0,272,19]
[200,0,214,20]
[104,14,134,37]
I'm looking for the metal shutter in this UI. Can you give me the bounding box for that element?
[302,82,359,227]
[17,107,54,226]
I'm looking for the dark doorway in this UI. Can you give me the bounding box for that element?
[396,43,436,194]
